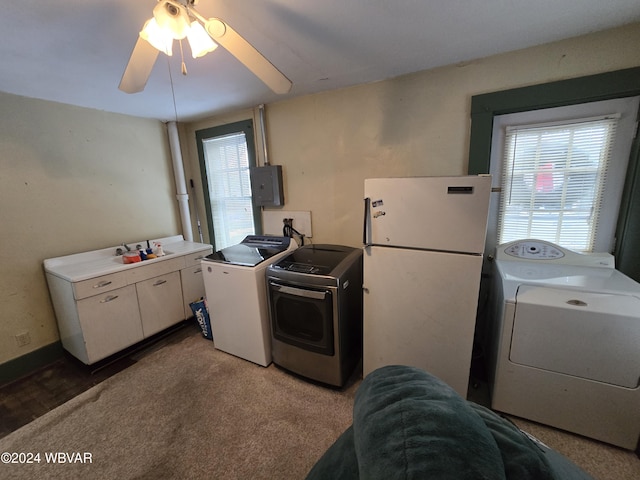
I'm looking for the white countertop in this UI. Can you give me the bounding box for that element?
[44,235,213,282]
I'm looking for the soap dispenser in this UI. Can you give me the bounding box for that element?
[155,242,165,257]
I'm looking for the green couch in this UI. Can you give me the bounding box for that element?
[306,365,594,479]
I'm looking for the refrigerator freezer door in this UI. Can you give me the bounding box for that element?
[363,245,483,397]
[364,176,491,254]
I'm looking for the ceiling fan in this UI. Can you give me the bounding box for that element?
[119,0,292,95]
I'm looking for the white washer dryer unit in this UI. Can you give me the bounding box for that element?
[202,235,297,367]
[488,239,640,450]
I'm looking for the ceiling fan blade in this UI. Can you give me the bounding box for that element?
[119,37,160,94]
[206,19,292,94]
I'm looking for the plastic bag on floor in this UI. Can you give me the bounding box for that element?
[190,298,213,341]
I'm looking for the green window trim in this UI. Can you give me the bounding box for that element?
[195,119,262,250]
[468,66,640,281]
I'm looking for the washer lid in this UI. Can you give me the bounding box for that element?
[511,285,640,388]
[205,235,292,267]
[272,244,356,275]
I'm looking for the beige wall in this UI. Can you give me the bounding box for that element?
[2,22,639,368]
[183,22,640,248]
[0,95,180,364]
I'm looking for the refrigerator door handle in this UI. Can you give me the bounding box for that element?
[363,197,371,246]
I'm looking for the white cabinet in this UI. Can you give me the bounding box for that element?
[77,285,143,364]
[136,272,184,337]
[46,271,144,365]
[180,251,208,318]
[45,239,212,365]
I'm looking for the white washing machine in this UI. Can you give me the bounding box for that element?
[202,235,297,366]
[487,239,640,450]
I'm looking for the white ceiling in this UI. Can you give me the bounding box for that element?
[2,0,640,122]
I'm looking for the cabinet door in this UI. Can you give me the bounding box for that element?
[76,285,144,364]
[136,271,184,337]
[181,264,206,318]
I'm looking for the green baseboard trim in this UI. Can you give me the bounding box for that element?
[0,342,64,387]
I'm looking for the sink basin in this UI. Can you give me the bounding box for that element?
[43,235,209,283]
[113,251,174,264]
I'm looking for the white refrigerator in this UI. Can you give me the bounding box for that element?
[363,175,491,397]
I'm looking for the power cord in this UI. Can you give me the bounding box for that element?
[282,218,305,245]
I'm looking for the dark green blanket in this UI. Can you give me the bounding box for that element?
[306,366,593,480]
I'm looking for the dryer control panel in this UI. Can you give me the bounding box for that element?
[504,240,565,259]
[496,239,615,267]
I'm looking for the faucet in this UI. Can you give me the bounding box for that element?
[117,243,132,256]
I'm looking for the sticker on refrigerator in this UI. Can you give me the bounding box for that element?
[372,199,384,207]
[373,211,386,218]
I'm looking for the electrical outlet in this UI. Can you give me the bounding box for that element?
[262,210,313,238]
[15,331,31,347]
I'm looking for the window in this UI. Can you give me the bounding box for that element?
[486,96,639,255]
[468,67,640,304]
[498,116,618,252]
[196,120,262,250]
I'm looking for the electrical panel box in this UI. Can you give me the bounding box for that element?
[250,165,284,207]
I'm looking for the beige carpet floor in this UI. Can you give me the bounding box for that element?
[0,333,357,479]
[509,417,640,480]
[1,330,638,479]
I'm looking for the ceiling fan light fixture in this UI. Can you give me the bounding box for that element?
[187,21,218,58]
[121,2,292,95]
[140,18,174,56]
[153,0,190,40]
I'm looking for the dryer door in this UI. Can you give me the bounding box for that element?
[510,285,640,388]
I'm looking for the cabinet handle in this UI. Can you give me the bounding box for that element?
[94,280,112,289]
[100,295,119,303]
[153,279,167,287]
[193,268,202,274]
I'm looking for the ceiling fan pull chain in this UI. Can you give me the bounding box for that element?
[179,39,188,75]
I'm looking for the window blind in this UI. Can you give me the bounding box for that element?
[498,116,618,252]
[203,132,255,249]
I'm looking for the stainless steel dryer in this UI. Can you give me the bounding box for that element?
[266,245,363,387]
